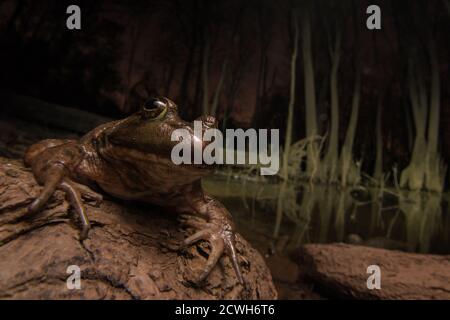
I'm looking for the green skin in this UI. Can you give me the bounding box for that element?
[24,97,243,285]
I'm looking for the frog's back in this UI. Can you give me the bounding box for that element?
[24,139,75,166]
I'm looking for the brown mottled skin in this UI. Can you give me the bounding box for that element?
[24,97,243,285]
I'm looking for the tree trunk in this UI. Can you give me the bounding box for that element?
[400,61,428,191]
[339,73,361,186]
[210,58,228,117]
[122,19,143,113]
[301,11,319,179]
[425,39,444,192]
[322,30,341,183]
[201,35,210,115]
[274,10,299,238]
[373,98,383,183]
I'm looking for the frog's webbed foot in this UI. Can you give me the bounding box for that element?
[179,199,244,286]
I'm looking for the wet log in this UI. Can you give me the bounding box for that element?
[296,243,450,299]
[0,158,277,299]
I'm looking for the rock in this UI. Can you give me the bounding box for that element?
[0,158,277,300]
[345,233,413,251]
[294,243,450,299]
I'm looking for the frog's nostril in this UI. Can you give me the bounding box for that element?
[198,115,217,127]
[205,115,216,124]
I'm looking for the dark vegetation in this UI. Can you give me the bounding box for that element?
[1,0,449,188]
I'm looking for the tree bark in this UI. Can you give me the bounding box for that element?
[0,158,277,300]
[295,243,450,299]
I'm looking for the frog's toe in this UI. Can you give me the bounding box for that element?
[82,192,103,206]
[79,224,90,241]
[183,225,244,286]
[179,214,210,230]
[222,231,245,286]
[69,180,103,206]
[195,236,224,284]
[184,229,211,246]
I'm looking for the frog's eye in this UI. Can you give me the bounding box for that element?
[142,98,167,120]
[144,98,166,110]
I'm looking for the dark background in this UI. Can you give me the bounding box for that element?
[0,0,449,181]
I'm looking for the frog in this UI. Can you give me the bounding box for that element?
[23,97,244,285]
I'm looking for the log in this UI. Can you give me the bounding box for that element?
[0,157,277,300]
[0,92,113,134]
[295,243,450,299]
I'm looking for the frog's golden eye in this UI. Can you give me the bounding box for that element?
[142,98,167,120]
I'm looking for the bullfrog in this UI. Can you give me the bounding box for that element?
[23,97,243,285]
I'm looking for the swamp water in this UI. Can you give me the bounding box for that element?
[203,176,450,256]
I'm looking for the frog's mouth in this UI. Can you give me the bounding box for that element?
[174,133,219,170]
[168,115,219,169]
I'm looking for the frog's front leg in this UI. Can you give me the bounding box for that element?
[27,162,67,214]
[178,193,244,286]
[26,143,94,240]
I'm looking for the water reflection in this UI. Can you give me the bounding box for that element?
[203,177,450,254]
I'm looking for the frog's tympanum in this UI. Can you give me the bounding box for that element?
[24,97,244,285]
